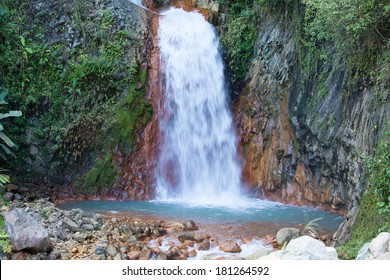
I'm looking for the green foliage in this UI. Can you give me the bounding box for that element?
[0,90,22,160]
[111,68,152,150]
[221,1,258,83]
[304,0,389,44]
[302,217,323,237]
[364,131,390,214]
[303,0,389,72]
[0,216,12,254]
[0,0,144,182]
[81,155,118,193]
[0,169,10,188]
[337,187,390,259]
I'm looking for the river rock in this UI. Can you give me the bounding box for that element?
[106,245,118,257]
[95,246,106,255]
[139,246,152,260]
[183,220,198,231]
[3,208,52,253]
[197,238,210,250]
[72,233,85,243]
[62,217,79,232]
[121,225,133,236]
[276,227,301,246]
[219,240,241,253]
[47,250,61,260]
[194,232,210,243]
[81,224,94,231]
[3,192,14,201]
[127,251,141,260]
[178,232,195,242]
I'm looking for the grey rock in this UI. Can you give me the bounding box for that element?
[72,233,85,243]
[48,215,57,224]
[81,224,94,231]
[106,245,118,257]
[114,253,122,260]
[369,232,390,258]
[3,192,13,201]
[356,242,372,260]
[13,193,23,201]
[95,246,106,255]
[93,214,103,224]
[3,208,52,253]
[259,236,338,260]
[127,236,138,244]
[276,227,301,246]
[121,225,132,236]
[62,217,79,232]
[376,252,390,260]
[57,230,69,241]
[47,250,61,260]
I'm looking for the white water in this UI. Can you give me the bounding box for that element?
[156,8,245,207]
[128,0,144,7]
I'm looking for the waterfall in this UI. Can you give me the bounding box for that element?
[156,8,245,206]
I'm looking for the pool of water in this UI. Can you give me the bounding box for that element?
[58,199,344,232]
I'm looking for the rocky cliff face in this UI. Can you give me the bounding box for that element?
[14,0,150,195]
[232,7,389,216]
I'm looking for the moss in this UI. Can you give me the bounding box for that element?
[337,187,390,259]
[81,154,118,193]
[110,68,153,151]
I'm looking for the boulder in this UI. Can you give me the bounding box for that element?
[62,217,79,232]
[106,245,118,257]
[194,232,210,243]
[3,208,52,253]
[72,233,85,243]
[356,232,390,260]
[3,192,13,201]
[356,242,373,260]
[178,232,195,242]
[197,238,210,251]
[219,240,241,253]
[183,220,198,231]
[258,236,338,260]
[276,227,301,246]
[369,232,390,258]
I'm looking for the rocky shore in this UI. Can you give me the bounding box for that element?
[1,194,389,260]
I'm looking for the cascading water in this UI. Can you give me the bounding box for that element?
[156,8,245,206]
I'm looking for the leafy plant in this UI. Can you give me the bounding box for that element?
[364,130,390,214]
[302,217,323,238]
[0,216,12,254]
[0,169,10,187]
[0,90,22,160]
